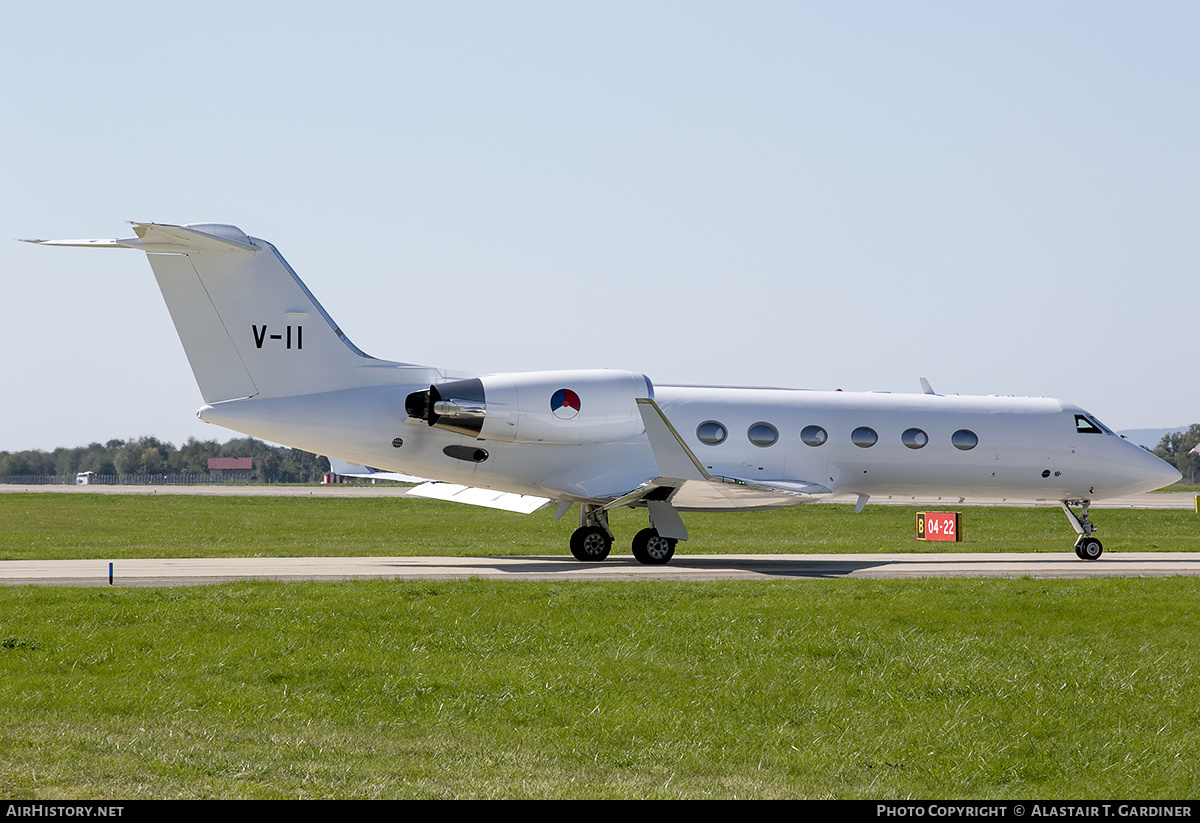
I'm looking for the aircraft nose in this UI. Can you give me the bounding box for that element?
[1151,456,1183,490]
[1134,445,1182,492]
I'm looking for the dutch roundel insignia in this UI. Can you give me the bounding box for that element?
[550,388,581,420]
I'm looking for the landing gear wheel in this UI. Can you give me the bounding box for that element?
[1075,536,1103,561]
[632,528,676,565]
[570,526,612,561]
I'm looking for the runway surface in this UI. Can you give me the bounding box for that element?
[4,552,1200,586]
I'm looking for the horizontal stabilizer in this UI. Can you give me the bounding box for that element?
[24,222,256,254]
[407,482,551,514]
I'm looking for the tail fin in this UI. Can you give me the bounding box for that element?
[30,222,410,403]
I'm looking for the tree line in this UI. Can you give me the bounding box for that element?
[2,425,1195,487]
[0,436,330,484]
[1153,424,1200,486]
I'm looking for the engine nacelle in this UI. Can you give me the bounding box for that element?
[405,369,654,444]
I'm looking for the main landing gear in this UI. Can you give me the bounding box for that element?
[569,505,613,561]
[569,504,678,565]
[1061,499,1103,560]
[632,528,676,565]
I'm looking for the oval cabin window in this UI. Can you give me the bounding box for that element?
[851,427,878,448]
[748,423,779,447]
[697,421,727,445]
[952,429,979,451]
[800,425,828,447]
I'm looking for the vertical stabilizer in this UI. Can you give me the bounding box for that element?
[31,222,408,403]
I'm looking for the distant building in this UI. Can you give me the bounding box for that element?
[208,457,253,480]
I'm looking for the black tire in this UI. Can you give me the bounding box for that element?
[631,528,676,565]
[570,526,612,561]
[1076,537,1103,561]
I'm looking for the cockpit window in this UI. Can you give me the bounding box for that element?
[1074,414,1103,434]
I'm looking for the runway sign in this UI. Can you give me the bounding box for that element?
[916,511,961,542]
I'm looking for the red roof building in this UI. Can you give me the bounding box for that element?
[207,458,253,471]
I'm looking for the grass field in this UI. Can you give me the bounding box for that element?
[1,493,1198,560]
[2,578,1199,799]
[1,493,1199,798]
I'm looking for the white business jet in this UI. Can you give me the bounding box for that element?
[29,222,1181,564]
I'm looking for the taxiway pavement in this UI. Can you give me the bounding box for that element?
[4,552,1200,586]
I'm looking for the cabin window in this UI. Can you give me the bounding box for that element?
[697,421,727,445]
[748,423,779,447]
[952,429,978,450]
[800,425,827,447]
[901,428,928,449]
[851,427,878,448]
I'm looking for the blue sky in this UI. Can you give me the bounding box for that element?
[3,2,1196,451]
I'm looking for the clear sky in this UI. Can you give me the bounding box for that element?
[3,2,1196,452]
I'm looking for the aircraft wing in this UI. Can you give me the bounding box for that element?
[405,482,552,514]
[326,457,430,484]
[325,458,552,513]
[624,398,832,511]
[604,475,831,512]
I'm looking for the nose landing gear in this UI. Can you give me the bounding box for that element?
[1075,536,1103,560]
[1061,500,1102,560]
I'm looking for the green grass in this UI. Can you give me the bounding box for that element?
[2,494,1199,798]
[1,494,1198,560]
[0,580,1195,801]
[1,578,1199,799]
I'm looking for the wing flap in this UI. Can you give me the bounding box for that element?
[406,482,551,514]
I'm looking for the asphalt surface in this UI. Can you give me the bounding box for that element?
[3,552,1200,586]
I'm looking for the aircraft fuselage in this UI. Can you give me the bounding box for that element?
[198,379,1176,506]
